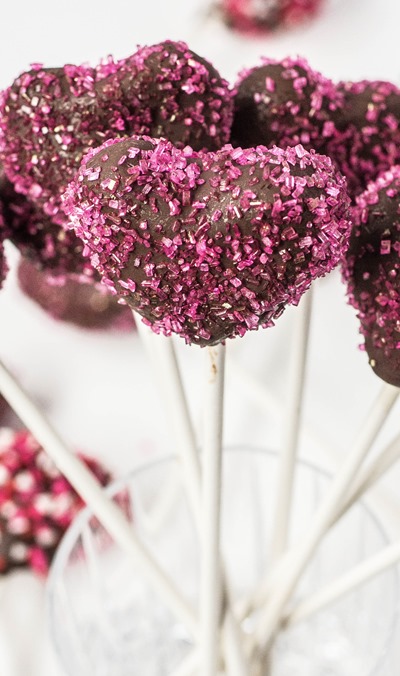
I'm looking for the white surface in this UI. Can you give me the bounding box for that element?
[1,0,400,674]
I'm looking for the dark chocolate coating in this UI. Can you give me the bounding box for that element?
[0,64,124,224]
[344,167,400,386]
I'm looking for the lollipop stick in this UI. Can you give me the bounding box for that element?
[135,318,249,675]
[201,344,225,676]
[0,358,197,637]
[284,539,400,627]
[334,432,400,523]
[251,383,399,654]
[270,289,313,562]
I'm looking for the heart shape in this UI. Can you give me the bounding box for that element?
[0,41,232,227]
[343,166,400,386]
[66,135,350,346]
[232,58,400,197]
[231,56,343,158]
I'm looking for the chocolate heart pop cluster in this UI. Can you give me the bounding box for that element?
[0,428,110,575]
[0,40,233,325]
[0,44,353,348]
[5,43,400,379]
[0,40,232,285]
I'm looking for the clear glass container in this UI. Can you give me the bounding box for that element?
[47,447,399,676]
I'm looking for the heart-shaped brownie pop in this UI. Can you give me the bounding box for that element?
[0,41,232,226]
[231,56,342,154]
[343,166,400,386]
[0,166,94,278]
[0,63,119,225]
[325,80,400,197]
[96,41,233,152]
[66,136,350,346]
[17,258,135,331]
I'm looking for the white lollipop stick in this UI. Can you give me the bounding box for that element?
[0,358,197,637]
[251,383,399,654]
[270,289,313,562]
[200,344,225,676]
[335,432,400,523]
[284,539,400,627]
[135,318,249,676]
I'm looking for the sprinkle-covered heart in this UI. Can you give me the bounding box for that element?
[343,166,400,386]
[231,56,342,156]
[232,57,400,198]
[66,136,350,346]
[326,80,400,197]
[0,41,232,225]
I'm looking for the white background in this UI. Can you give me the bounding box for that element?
[1,0,400,674]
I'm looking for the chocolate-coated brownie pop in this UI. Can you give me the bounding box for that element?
[66,135,350,346]
[96,40,233,152]
[0,42,232,224]
[343,166,400,386]
[231,56,342,152]
[0,63,122,224]
[326,80,400,197]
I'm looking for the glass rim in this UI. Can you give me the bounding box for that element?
[47,444,400,676]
